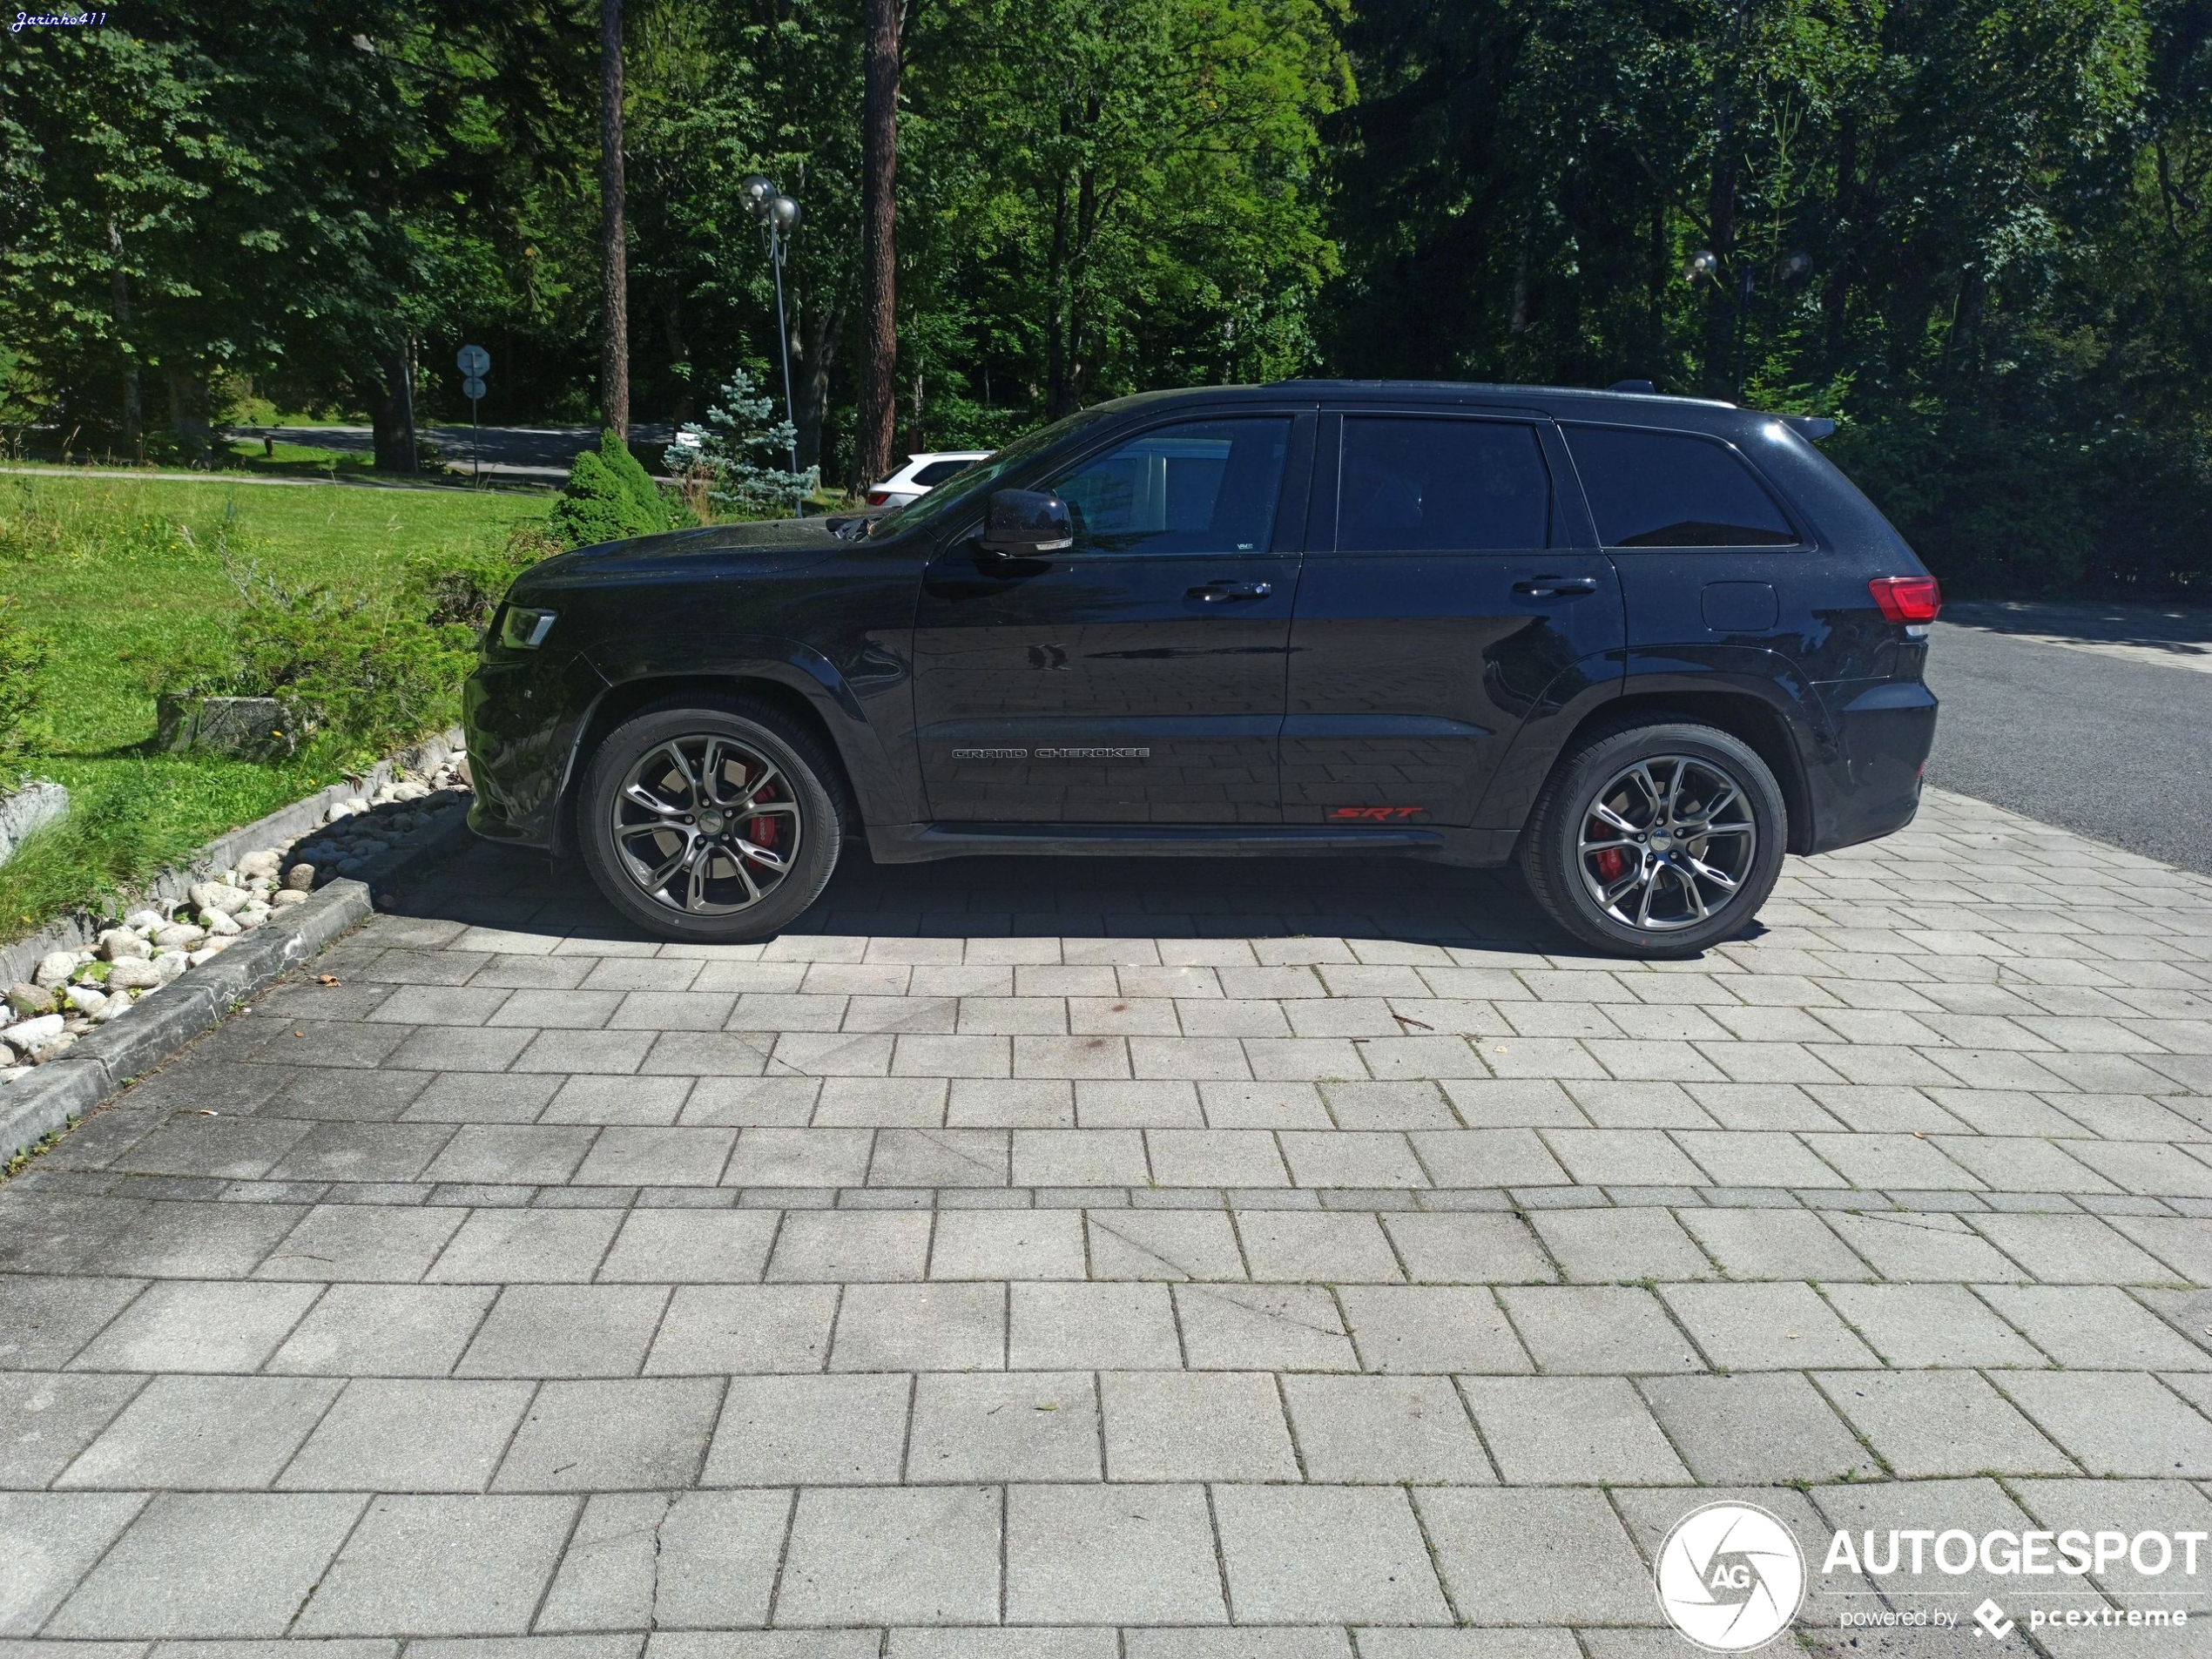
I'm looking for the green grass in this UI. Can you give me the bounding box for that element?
[0,472,549,934]
[220,437,380,480]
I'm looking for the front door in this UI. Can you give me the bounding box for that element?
[1283,410,1625,825]
[913,412,1311,823]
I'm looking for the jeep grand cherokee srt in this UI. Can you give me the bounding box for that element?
[464,381,1940,957]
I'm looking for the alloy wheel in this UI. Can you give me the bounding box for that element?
[610,733,801,915]
[1576,753,1757,932]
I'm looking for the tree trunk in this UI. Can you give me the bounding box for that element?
[369,345,414,471]
[599,0,631,437]
[792,302,845,473]
[106,217,143,463]
[853,0,900,489]
[164,365,212,468]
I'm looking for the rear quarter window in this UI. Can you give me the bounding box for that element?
[912,459,974,486]
[1564,426,1798,548]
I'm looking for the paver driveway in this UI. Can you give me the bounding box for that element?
[5,786,2212,1656]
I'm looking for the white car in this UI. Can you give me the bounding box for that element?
[866,450,990,508]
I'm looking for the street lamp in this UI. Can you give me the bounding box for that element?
[1687,248,1812,404]
[740,173,803,473]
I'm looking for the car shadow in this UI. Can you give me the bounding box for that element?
[1941,598,2212,661]
[387,836,1666,960]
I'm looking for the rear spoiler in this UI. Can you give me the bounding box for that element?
[1784,415,1837,442]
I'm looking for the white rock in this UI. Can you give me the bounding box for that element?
[283,863,317,891]
[65,985,107,1016]
[271,888,309,907]
[189,880,253,914]
[152,923,206,951]
[98,928,151,962]
[33,951,81,988]
[0,1066,26,1084]
[106,958,165,990]
[123,908,165,930]
[31,1033,75,1064]
[238,848,283,880]
[236,902,273,926]
[152,952,188,985]
[325,801,356,824]
[3,1014,64,1055]
[344,796,368,813]
[186,943,230,966]
[92,997,129,1023]
[393,779,430,802]
[201,910,243,936]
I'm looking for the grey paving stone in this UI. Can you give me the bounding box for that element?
[927,1210,1084,1279]
[493,1378,722,1489]
[1174,1284,1355,1370]
[704,1373,909,1484]
[1458,1375,1690,1483]
[725,1129,873,1188]
[647,1285,840,1375]
[1212,1485,1450,1622]
[775,1486,1001,1625]
[428,1210,622,1283]
[766,1211,933,1280]
[1007,1482,1226,1624]
[594,1209,779,1282]
[0,1372,142,1487]
[1140,1130,1283,1188]
[536,1489,789,1631]
[2008,1477,2212,1593]
[70,1281,320,1373]
[266,1284,496,1377]
[1123,1635,1350,1659]
[57,1375,340,1490]
[1414,1487,1660,1625]
[253,1205,463,1282]
[832,1284,1005,1370]
[0,1491,148,1634]
[1999,1370,2212,1476]
[1815,1369,2074,1476]
[1527,1207,1710,1282]
[1662,1281,1879,1368]
[457,1285,669,1377]
[1820,1282,2048,1366]
[1379,1214,1553,1284]
[1676,1206,1874,1280]
[280,1378,532,1492]
[1497,1285,1703,1374]
[1978,1283,2212,1367]
[1821,1208,2022,1281]
[1353,1636,1581,1659]
[1541,1128,1707,1186]
[1010,1283,1180,1369]
[571,1127,735,1187]
[1641,1372,1880,1482]
[1338,1285,1529,1374]
[1968,1212,2179,1284]
[1097,1370,1297,1480]
[47,1492,362,1637]
[1280,1374,1493,1481]
[908,1371,1098,1480]
[1806,1476,2107,1616]
[1082,1210,1241,1280]
[294,1494,577,1635]
[1234,1211,1401,1282]
[0,1277,145,1370]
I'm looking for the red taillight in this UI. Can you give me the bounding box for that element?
[1869,575,1941,624]
[867,490,890,506]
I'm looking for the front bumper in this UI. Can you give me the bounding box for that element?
[463,650,608,852]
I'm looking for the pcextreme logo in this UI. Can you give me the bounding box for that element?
[1653,1501,1806,1652]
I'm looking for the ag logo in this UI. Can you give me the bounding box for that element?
[1654,1501,1804,1651]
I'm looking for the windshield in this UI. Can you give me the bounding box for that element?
[865,407,1111,537]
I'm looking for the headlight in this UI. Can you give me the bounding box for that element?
[497,605,557,650]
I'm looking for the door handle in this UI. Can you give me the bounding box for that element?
[1512,576,1600,598]
[1188,580,1272,602]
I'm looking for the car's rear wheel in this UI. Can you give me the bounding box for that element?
[1519,719,1786,959]
[579,698,842,941]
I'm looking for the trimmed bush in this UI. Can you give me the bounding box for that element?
[594,429,677,532]
[545,448,661,550]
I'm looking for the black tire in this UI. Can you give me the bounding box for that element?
[578,697,843,942]
[1519,719,1787,959]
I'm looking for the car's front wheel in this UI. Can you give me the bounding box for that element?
[1519,719,1786,959]
[578,698,843,941]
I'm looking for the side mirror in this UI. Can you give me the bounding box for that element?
[980,489,1074,557]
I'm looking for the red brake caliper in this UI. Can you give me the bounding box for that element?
[745,766,779,850]
[1590,819,1625,884]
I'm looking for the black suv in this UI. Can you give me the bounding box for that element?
[465,381,1940,957]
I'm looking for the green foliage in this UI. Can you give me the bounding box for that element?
[664,370,818,514]
[546,446,664,550]
[408,520,564,638]
[595,428,679,532]
[0,596,49,762]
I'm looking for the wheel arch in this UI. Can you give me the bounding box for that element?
[554,671,865,858]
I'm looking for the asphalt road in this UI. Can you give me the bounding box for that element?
[264,422,682,482]
[1925,607,2212,875]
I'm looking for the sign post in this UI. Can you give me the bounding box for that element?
[456,345,490,482]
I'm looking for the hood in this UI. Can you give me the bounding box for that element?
[523,516,840,590]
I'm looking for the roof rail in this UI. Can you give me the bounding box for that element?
[1607,379,1657,395]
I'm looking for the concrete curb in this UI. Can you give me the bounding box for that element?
[1,797,475,1162]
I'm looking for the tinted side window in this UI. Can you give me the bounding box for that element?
[912,459,974,486]
[1336,418,1552,552]
[1048,418,1291,556]
[1564,427,1797,548]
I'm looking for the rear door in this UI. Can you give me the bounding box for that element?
[912,410,1312,824]
[1282,408,1624,825]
